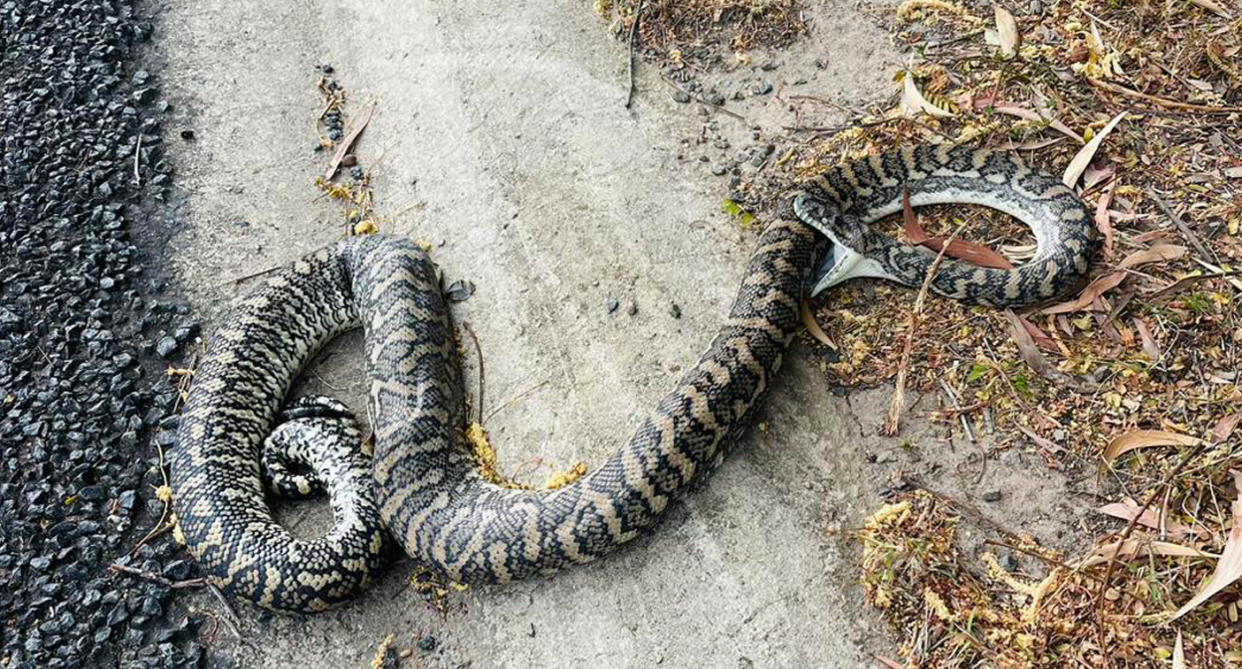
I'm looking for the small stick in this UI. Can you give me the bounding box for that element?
[1149,268,1241,299]
[109,563,208,590]
[462,323,485,424]
[208,585,244,640]
[132,135,142,187]
[1088,78,1242,114]
[660,76,754,125]
[938,377,976,444]
[228,264,282,285]
[323,103,376,181]
[1152,194,1216,264]
[624,0,646,109]
[883,221,966,436]
[130,424,180,556]
[484,379,551,423]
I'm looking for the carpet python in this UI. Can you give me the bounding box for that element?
[170,144,1094,612]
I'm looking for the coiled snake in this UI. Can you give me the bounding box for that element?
[170,145,1094,612]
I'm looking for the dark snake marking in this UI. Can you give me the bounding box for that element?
[170,145,1093,612]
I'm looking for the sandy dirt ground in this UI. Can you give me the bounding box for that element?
[153,1,1090,666]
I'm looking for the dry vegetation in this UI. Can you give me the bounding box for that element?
[729,1,1242,666]
[600,0,806,64]
[609,0,1242,666]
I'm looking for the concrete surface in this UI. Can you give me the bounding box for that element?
[154,1,1087,666]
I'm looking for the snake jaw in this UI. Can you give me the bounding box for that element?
[793,192,890,297]
[807,226,894,297]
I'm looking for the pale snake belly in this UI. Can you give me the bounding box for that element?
[169,144,1094,612]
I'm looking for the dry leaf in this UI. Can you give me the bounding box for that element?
[993,4,1019,57]
[1017,314,1057,351]
[1094,181,1116,261]
[923,238,1013,269]
[1004,309,1073,385]
[1118,244,1187,269]
[1097,498,1199,538]
[1172,471,1242,620]
[1017,424,1065,454]
[900,74,954,118]
[800,301,837,348]
[1132,317,1161,360]
[1078,538,1215,569]
[324,103,376,181]
[1102,429,1201,464]
[1063,111,1127,188]
[1173,630,1185,669]
[875,654,906,669]
[1082,162,1117,191]
[993,104,1082,143]
[1187,0,1232,18]
[1001,136,1066,151]
[902,189,1012,268]
[1211,413,1241,444]
[1041,271,1126,315]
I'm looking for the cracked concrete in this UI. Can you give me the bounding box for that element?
[152,0,1088,666]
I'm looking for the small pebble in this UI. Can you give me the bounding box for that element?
[606,297,619,314]
[982,490,1003,502]
[668,303,682,319]
[672,91,691,103]
[155,335,179,359]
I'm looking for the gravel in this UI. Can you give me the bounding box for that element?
[1,2,204,667]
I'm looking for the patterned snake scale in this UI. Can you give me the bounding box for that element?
[170,145,1095,612]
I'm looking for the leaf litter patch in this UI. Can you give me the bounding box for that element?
[606,0,1242,665]
[742,1,1242,666]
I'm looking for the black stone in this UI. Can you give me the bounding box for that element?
[106,601,129,627]
[0,0,203,663]
[154,336,178,358]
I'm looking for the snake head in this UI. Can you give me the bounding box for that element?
[793,193,891,297]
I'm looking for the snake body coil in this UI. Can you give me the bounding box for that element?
[170,145,1094,612]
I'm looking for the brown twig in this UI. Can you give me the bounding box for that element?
[462,322,484,424]
[207,585,244,640]
[130,352,197,557]
[1088,78,1242,114]
[323,103,376,181]
[228,264,281,285]
[883,217,966,436]
[1149,268,1242,300]
[109,563,208,590]
[1151,194,1217,265]
[624,0,646,109]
